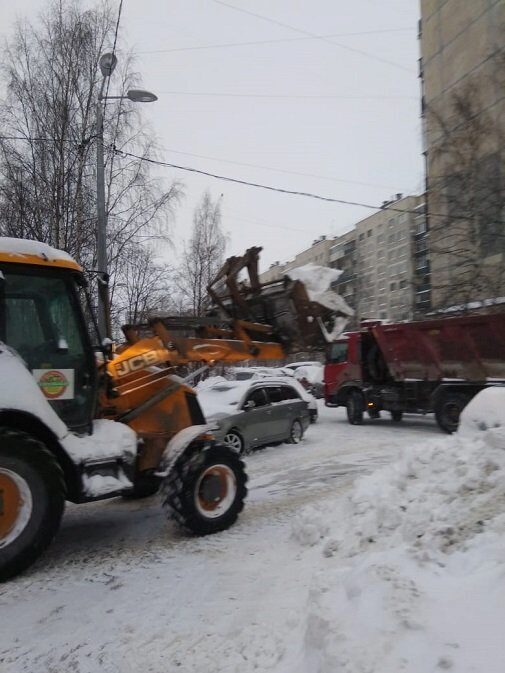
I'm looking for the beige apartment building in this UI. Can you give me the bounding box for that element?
[419,0,505,311]
[354,194,427,323]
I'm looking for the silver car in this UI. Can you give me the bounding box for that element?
[198,379,311,454]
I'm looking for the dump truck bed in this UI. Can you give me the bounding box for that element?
[371,313,505,382]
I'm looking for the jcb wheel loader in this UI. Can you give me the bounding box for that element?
[0,239,351,580]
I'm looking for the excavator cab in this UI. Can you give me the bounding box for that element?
[0,256,98,434]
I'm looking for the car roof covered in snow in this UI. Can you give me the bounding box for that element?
[0,237,82,272]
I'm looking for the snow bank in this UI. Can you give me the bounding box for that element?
[292,388,505,672]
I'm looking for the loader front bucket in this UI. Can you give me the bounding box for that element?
[207,247,353,353]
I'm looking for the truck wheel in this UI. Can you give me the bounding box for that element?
[435,393,467,434]
[347,391,364,425]
[0,430,65,581]
[162,442,247,535]
[390,410,403,423]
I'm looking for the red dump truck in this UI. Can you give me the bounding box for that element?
[324,313,505,433]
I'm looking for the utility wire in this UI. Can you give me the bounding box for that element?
[114,147,505,226]
[137,27,416,55]
[156,90,416,101]
[157,145,397,190]
[210,0,415,74]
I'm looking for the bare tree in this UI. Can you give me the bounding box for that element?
[178,192,227,316]
[427,80,505,312]
[0,0,182,326]
[112,242,172,325]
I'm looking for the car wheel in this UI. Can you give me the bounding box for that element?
[287,419,304,444]
[390,410,403,423]
[223,430,244,454]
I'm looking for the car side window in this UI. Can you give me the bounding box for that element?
[281,386,300,400]
[244,387,268,408]
[266,386,283,404]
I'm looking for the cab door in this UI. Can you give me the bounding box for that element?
[1,266,97,433]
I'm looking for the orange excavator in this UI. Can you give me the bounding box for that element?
[0,240,350,580]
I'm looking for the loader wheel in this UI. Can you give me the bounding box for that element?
[435,393,467,434]
[0,430,65,581]
[347,391,364,425]
[162,442,247,535]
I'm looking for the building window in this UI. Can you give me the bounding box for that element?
[359,233,365,241]
[416,253,428,270]
[390,282,397,291]
[367,229,372,237]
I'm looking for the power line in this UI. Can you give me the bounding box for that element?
[156,90,416,101]
[136,27,416,55]
[157,145,398,190]
[210,0,415,74]
[113,147,505,226]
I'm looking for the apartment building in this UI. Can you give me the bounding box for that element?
[328,229,358,323]
[419,0,505,310]
[354,194,427,323]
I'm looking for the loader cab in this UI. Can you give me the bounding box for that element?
[0,261,99,434]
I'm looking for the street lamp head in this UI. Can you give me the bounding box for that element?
[99,52,118,77]
[126,89,158,103]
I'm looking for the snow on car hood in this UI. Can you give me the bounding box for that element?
[198,382,248,419]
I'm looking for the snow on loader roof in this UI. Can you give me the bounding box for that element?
[0,237,82,272]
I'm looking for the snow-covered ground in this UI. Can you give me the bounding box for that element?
[2,400,504,673]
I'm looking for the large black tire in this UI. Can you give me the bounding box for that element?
[286,419,304,444]
[347,390,364,425]
[162,442,247,535]
[435,393,468,434]
[0,430,66,582]
[390,410,403,423]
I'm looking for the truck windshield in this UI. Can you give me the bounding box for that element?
[328,342,349,364]
[1,268,96,432]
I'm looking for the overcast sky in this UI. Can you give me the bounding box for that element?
[0,0,423,272]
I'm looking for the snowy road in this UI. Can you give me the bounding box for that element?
[1,405,439,673]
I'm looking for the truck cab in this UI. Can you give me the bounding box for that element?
[324,333,361,406]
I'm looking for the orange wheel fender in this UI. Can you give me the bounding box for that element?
[156,424,214,477]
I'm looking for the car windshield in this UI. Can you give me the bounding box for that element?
[198,382,247,417]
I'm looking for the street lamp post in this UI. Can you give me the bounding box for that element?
[95,53,158,340]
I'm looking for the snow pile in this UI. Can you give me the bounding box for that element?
[63,419,137,465]
[292,389,505,672]
[286,264,354,320]
[294,365,323,385]
[195,375,227,391]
